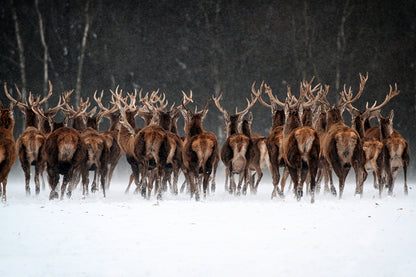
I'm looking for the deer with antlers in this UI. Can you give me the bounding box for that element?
[376,108,409,196]
[212,90,258,195]
[344,80,400,195]
[181,98,219,200]
[4,83,52,195]
[276,79,321,202]
[0,84,20,201]
[33,90,89,200]
[319,73,368,199]
[63,96,110,197]
[141,90,192,195]
[93,91,122,189]
[252,82,293,199]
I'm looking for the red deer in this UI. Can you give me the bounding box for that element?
[181,98,219,200]
[279,80,321,203]
[241,112,270,194]
[111,88,145,195]
[63,98,110,197]
[94,91,122,189]
[320,74,368,198]
[4,83,51,195]
[32,91,89,200]
[344,82,399,194]
[141,91,192,195]
[212,91,257,195]
[0,83,20,201]
[251,82,293,199]
[377,109,409,196]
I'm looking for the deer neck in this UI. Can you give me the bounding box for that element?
[380,120,394,139]
[271,110,285,129]
[25,109,38,129]
[187,120,204,137]
[351,116,365,138]
[283,112,300,136]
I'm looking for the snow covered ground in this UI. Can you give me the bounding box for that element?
[1,165,415,277]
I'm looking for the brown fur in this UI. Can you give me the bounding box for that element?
[181,104,219,200]
[378,111,410,196]
[43,127,88,200]
[0,108,17,201]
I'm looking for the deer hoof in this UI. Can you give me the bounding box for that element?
[49,191,59,200]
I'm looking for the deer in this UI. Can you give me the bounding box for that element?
[63,97,110,197]
[212,90,258,195]
[180,98,219,200]
[114,89,170,200]
[141,90,192,195]
[110,87,146,195]
[273,79,321,203]
[32,91,89,200]
[343,80,400,194]
[94,91,122,189]
[0,83,20,201]
[4,82,52,195]
[377,109,409,196]
[319,74,368,199]
[251,82,294,199]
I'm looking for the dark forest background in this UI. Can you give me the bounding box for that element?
[1,0,415,175]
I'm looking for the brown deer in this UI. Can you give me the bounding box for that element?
[212,91,257,195]
[141,91,192,195]
[181,98,219,200]
[64,98,110,197]
[242,112,270,194]
[4,83,51,195]
[377,109,409,196]
[344,82,399,194]
[94,90,122,189]
[251,82,292,199]
[111,88,145,195]
[279,80,321,203]
[33,91,89,200]
[320,74,368,199]
[0,84,20,201]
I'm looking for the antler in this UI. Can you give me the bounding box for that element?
[265,83,286,107]
[300,77,321,108]
[363,83,400,117]
[341,72,368,107]
[212,92,227,116]
[4,82,22,110]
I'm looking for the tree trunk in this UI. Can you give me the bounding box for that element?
[11,0,27,133]
[75,0,90,104]
[336,0,351,91]
[35,0,49,107]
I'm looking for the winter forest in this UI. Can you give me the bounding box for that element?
[1,1,416,276]
[1,0,415,172]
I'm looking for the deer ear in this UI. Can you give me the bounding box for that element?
[284,102,289,121]
[247,112,253,124]
[389,110,394,122]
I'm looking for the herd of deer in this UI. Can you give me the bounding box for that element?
[0,73,410,203]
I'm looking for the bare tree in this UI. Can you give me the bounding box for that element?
[35,0,49,100]
[335,0,352,91]
[75,0,91,104]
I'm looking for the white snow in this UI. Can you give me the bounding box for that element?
[1,165,415,277]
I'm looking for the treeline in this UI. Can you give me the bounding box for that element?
[1,0,415,173]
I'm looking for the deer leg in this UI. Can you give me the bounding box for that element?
[337,168,349,199]
[354,165,367,197]
[34,162,42,195]
[271,165,282,199]
[91,170,98,193]
[22,161,31,196]
[61,174,70,200]
[47,167,59,200]
[404,166,408,195]
[288,167,301,201]
[225,167,230,193]
[211,163,217,194]
[1,181,6,202]
[281,167,290,194]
